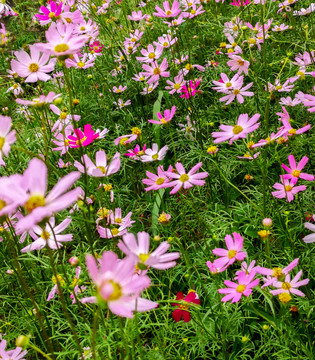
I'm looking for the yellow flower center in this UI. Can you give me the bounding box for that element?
[48,12,56,18]
[225,82,232,88]
[76,136,87,146]
[292,169,300,177]
[233,125,243,134]
[228,250,237,259]
[220,42,226,48]
[288,129,296,135]
[190,9,196,14]
[275,85,282,90]
[97,166,107,174]
[0,137,5,151]
[153,68,161,75]
[77,61,85,68]
[24,194,45,213]
[139,253,150,263]
[207,145,217,153]
[148,52,156,59]
[185,64,193,71]
[163,42,168,47]
[233,25,238,31]
[285,185,292,192]
[54,44,69,53]
[158,214,168,223]
[166,10,172,15]
[106,280,122,301]
[237,59,245,66]
[258,230,270,238]
[174,83,181,90]
[236,284,246,293]
[64,17,72,23]
[152,154,159,160]
[119,137,129,145]
[115,217,122,223]
[52,274,65,286]
[111,228,119,236]
[233,89,240,95]
[272,268,283,278]
[179,174,189,182]
[249,38,256,45]
[97,207,110,218]
[232,42,237,47]
[132,127,141,135]
[282,282,291,290]
[29,63,39,72]
[60,112,67,120]
[156,177,165,185]
[279,293,291,303]
[0,199,7,210]
[80,26,86,31]
[41,230,50,240]
[103,184,112,191]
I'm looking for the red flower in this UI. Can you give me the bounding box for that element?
[172,291,200,322]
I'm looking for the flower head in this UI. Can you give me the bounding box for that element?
[172,291,200,322]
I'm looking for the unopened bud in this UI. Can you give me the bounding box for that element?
[262,218,272,227]
[16,335,30,348]
[69,256,79,266]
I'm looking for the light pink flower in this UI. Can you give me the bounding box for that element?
[212,113,260,145]
[74,151,121,177]
[16,91,61,107]
[136,44,164,63]
[165,74,185,94]
[6,83,24,96]
[1,158,81,231]
[278,110,311,136]
[0,115,16,167]
[50,104,80,132]
[164,162,208,195]
[142,58,170,84]
[182,4,205,18]
[281,155,314,182]
[218,270,259,303]
[142,165,171,191]
[212,232,247,271]
[153,0,181,18]
[10,45,56,83]
[226,54,250,75]
[82,251,158,317]
[118,231,180,270]
[148,106,176,125]
[303,222,315,243]
[272,176,307,202]
[65,53,95,69]
[270,271,309,297]
[128,10,147,21]
[153,35,178,48]
[303,94,315,113]
[113,98,131,109]
[125,144,146,160]
[21,217,72,252]
[141,144,168,162]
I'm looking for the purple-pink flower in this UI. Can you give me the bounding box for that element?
[0,115,16,167]
[271,176,307,202]
[148,106,176,125]
[281,155,314,183]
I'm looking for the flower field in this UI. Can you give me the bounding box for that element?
[0,0,314,358]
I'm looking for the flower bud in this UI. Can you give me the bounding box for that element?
[262,218,272,227]
[69,256,79,266]
[73,99,80,106]
[16,335,30,348]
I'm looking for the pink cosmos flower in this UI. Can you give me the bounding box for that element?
[212,113,260,145]
[140,82,159,95]
[279,112,311,136]
[251,128,286,148]
[164,162,208,195]
[0,115,16,167]
[118,231,180,270]
[165,74,185,94]
[60,9,84,25]
[128,10,147,21]
[272,176,307,202]
[125,144,146,160]
[272,24,289,32]
[153,35,178,48]
[237,152,260,160]
[219,80,254,105]
[10,45,56,83]
[279,96,301,106]
[52,125,73,155]
[50,105,80,132]
[281,155,314,183]
[227,54,250,75]
[6,83,24,96]
[142,165,171,191]
[153,0,181,18]
[16,91,61,107]
[141,144,168,162]
[113,98,131,109]
[266,79,294,93]
[89,41,104,55]
[172,291,200,322]
[212,232,247,271]
[180,79,200,99]
[136,44,164,63]
[21,217,72,252]
[270,271,309,297]
[182,4,205,18]
[74,151,121,177]
[142,58,170,84]
[35,1,63,25]
[148,106,176,125]
[68,124,99,148]
[0,342,27,360]
[0,158,81,231]
[218,270,259,303]
[303,222,315,243]
[303,94,315,113]
[212,73,242,93]
[36,23,88,58]
[256,258,299,288]
[97,213,134,238]
[178,115,195,140]
[235,260,257,278]
[110,85,127,94]
[206,259,224,274]
[82,251,158,318]
[231,0,250,6]
[65,53,95,69]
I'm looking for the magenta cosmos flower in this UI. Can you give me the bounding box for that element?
[21,216,73,252]
[35,1,63,25]
[74,151,121,177]
[281,155,314,183]
[68,124,99,148]
[272,176,306,202]
[0,115,16,167]
[118,231,180,270]
[142,165,171,191]
[172,291,200,322]
[0,158,81,231]
[164,162,208,195]
[218,270,259,303]
[212,232,247,271]
[36,23,88,58]
[180,79,200,99]
[11,45,56,83]
[148,106,176,124]
[212,113,260,145]
[82,251,158,318]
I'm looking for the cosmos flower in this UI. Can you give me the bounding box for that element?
[153,0,181,18]
[68,124,99,148]
[303,221,315,243]
[281,155,314,183]
[180,79,201,99]
[271,176,307,202]
[0,115,16,167]
[141,58,170,84]
[65,53,95,69]
[118,231,180,270]
[140,144,169,162]
[142,165,172,191]
[82,251,158,318]
[172,291,200,322]
[269,271,309,297]
[136,44,164,63]
[164,162,208,195]
[74,151,121,177]
[148,106,176,125]
[212,113,261,145]
[35,1,63,25]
